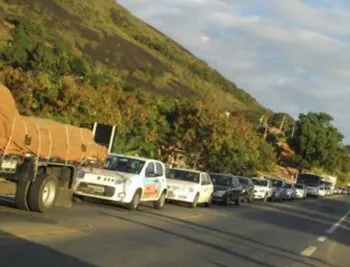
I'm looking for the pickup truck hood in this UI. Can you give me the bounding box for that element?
[254,185,268,191]
[82,168,134,180]
[167,179,198,188]
[214,185,229,192]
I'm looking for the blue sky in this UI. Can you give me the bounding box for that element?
[119,0,350,142]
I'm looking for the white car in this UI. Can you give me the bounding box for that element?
[252,178,273,201]
[294,183,307,199]
[166,168,214,208]
[74,154,168,210]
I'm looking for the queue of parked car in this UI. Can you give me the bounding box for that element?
[73,153,338,211]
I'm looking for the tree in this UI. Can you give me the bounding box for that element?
[290,112,344,172]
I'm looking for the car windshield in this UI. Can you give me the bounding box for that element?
[253,179,268,186]
[104,156,145,174]
[295,184,304,189]
[271,180,283,187]
[283,184,292,189]
[239,178,249,185]
[211,174,232,186]
[166,169,200,183]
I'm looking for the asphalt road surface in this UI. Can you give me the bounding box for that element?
[0,193,349,267]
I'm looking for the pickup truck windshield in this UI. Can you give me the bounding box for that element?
[211,174,232,186]
[167,169,200,183]
[253,180,268,186]
[295,184,304,189]
[104,156,145,174]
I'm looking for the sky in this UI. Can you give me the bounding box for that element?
[118,0,350,143]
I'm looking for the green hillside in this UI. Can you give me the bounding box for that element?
[0,0,268,114]
[0,0,276,175]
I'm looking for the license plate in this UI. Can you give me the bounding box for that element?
[1,161,17,170]
[179,195,187,199]
[87,185,105,193]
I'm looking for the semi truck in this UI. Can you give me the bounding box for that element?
[0,84,107,212]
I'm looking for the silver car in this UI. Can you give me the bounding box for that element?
[281,183,297,200]
[294,183,307,199]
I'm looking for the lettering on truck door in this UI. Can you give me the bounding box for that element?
[143,162,160,200]
[200,174,211,202]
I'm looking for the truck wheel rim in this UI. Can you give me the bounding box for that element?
[133,193,140,209]
[42,181,56,207]
[160,193,165,207]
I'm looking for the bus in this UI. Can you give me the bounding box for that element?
[297,173,325,197]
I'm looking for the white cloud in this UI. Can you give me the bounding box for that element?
[118,0,350,142]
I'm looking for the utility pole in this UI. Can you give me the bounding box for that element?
[291,121,296,138]
[259,115,265,127]
[279,115,286,131]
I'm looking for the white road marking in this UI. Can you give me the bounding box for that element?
[300,246,317,257]
[317,236,327,242]
[326,208,350,234]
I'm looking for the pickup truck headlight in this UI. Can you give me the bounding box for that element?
[214,190,226,197]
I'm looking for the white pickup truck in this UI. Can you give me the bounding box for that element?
[74,154,168,210]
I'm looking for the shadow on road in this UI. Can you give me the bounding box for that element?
[241,197,350,247]
[102,210,339,267]
[0,230,96,267]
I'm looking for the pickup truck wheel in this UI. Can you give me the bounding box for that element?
[223,194,230,206]
[153,191,166,209]
[263,193,268,202]
[127,191,141,210]
[204,194,213,207]
[248,193,253,202]
[15,179,31,211]
[235,195,241,206]
[189,194,199,208]
[28,174,58,213]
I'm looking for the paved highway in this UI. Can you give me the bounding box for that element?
[0,194,349,267]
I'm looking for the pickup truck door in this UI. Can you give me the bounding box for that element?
[143,162,160,200]
[230,177,241,200]
[200,173,212,203]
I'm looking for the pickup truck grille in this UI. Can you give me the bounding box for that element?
[76,182,115,197]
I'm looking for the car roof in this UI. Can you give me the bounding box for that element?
[107,153,162,162]
[168,167,202,174]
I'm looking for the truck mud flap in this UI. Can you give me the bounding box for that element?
[54,180,73,208]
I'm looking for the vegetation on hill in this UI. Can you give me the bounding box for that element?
[0,0,349,184]
[0,0,275,175]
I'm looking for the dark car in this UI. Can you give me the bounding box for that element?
[210,173,243,206]
[238,177,254,202]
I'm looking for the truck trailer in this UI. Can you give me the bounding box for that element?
[0,84,107,212]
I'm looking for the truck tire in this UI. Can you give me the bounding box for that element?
[235,195,241,206]
[248,192,253,202]
[189,194,199,208]
[127,190,141,210]
[28,174,58,213]
[15,179,31,211]
[223,194,230,206]
[204,194,213,207]
[153,191,166,209]
[263,192,268,202]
